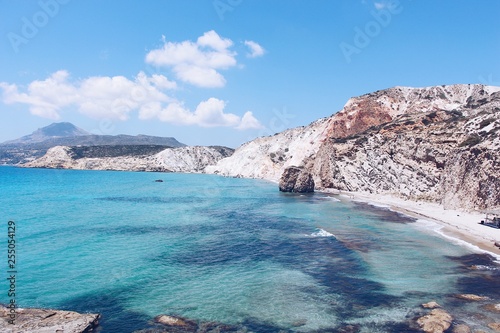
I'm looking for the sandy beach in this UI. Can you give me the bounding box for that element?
[323,190,500,260]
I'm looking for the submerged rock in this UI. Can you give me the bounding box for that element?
[416,308,453,333]
[452,324,472,333]
[422,301,441,309]
[488,323,500,331]
[279,166,315,193]
[454,294,490,301]
[155,315,193,327]
[0,306,100,332]
[147,314,241,333]
[337,324,361,333]
[482,303,500,313]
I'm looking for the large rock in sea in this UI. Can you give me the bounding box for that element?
[279,166,315,193]
[416,308,453,333]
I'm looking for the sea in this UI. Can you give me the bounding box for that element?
[0,166,499,332]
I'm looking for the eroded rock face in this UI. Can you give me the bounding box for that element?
[207,84,500,211]
[205,117,331,182]
[279,166,315,193]
[0,306,100,333]
[416,308,453,333]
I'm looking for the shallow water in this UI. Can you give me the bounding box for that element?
[0,167,498,332]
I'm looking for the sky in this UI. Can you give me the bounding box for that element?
[0,0,499,147]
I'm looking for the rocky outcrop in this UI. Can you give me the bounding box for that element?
[205,117,331,181]
[0,306,100,332]
[207,84,500,211]
[279,166,315,193]
[23,145,233,173]
[416,308,453,333]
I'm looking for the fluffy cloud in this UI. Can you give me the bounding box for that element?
[236,111,264,130]
[0,70,262,129]
[145,30,238,88]
[140,97,262,129]
[1,31,266,130]
[0,70,175,120]
[244,41,265,58]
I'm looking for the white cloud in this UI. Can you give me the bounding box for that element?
[244,40,265,58]
[197,30,233,52]
[374,2,386,10]
[141,97,262,129]
[174,64,227,88]
[1,70,262,130]
[1,71,175,121]
[145,30,240,88]
[193,98,239,127]
[236,111,264,130]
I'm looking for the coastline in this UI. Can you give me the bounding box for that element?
[322,189,500,260]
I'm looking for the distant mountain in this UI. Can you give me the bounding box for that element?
[3,122,90,145]
[0,122,185,164]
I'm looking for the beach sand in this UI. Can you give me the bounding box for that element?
[323,190,500,260]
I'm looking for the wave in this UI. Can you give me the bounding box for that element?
[414,219,500,262]
[308,228,335,238]
[318,196,341,202]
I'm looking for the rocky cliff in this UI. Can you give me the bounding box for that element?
[205,117,332,180]
[24,145,233,173]
[207,84,500,211]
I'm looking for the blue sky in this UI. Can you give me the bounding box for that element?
[1,0,499,147]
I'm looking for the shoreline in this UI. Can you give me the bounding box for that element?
[321,189,500,260]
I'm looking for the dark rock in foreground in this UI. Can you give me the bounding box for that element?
[0,305,100,332]
[279,166,315,193]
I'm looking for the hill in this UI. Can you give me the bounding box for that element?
[0,122,185,164]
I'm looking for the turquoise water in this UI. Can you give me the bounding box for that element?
[0,166,499,332]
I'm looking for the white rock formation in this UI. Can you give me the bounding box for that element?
[205,117,332,181]
[24,145,233,173]
[207,84,500,210]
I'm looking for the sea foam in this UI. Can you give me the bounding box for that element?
[308,228,335,238]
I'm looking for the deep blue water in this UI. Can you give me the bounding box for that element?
[0,166,499,332]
